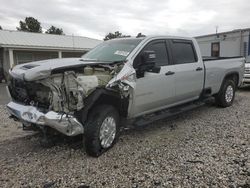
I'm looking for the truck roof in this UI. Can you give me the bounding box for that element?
[111,35,195,41]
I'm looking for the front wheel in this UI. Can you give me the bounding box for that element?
[84,105,120,157]
[215,79,236,107]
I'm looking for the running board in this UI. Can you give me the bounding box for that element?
[133,100,206,127]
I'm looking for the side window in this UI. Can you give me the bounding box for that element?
[144,41,169,66]
[171,40,197,64]
[15,52,33,64]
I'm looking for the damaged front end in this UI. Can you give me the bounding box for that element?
[7,59,136,136]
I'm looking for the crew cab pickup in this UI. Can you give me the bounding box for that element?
[7,36,245,157]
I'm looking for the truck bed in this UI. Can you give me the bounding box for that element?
[203,57,245,95]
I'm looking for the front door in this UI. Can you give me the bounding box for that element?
[130,40,176,117]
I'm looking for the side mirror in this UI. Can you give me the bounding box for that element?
[138,50,161,73]
[140,50,156,70]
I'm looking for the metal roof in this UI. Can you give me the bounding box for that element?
[0,30,101,50]
[195,28,250,39]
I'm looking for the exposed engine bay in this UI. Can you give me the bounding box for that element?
[7,55,136,137]
[9,63,128,114]
[39,65,121,113]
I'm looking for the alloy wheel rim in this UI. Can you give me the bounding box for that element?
[99,116,116,148]
[225,85,234,103]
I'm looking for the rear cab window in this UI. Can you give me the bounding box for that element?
[170,40,198,64]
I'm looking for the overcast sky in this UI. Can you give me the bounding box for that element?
[0,0,249,39]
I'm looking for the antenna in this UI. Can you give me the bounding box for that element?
[215,26,219,34]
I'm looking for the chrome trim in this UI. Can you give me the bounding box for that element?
[243,73,250,83]
[99,116,116,148]
[7,101,84,136]
[243,77,250,83]
[225,85,234,103]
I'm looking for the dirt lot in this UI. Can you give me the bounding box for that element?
[0,88,249,188]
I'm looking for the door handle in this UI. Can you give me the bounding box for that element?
[165,71,175,76]
[196,67,203,71]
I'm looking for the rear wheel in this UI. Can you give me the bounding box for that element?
[84,105,120,157]
[215,79,236,107]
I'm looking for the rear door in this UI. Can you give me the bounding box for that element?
[169,39,204,102]
[131,40,176,116]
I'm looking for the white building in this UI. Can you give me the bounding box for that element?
[0,30,101,81]
[196,28,250,63]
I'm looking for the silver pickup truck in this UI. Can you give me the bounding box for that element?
[7,36,245,157]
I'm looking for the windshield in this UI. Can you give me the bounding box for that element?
[82,38,143,62]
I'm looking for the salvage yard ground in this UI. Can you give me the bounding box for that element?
[0,87,249,187]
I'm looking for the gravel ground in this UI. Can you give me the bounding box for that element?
[0,89,249,187]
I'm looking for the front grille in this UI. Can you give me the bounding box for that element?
[9,78,30,104]
[8,77,51,109]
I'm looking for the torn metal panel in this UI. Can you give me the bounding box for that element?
[107,62,136,88]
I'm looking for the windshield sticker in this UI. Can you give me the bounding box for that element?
[114,50,130,57]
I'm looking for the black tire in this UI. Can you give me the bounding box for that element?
[84,105,120,157]
[215,79,236,107]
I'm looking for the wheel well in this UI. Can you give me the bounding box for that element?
[214,73,239,97]
[76,88,129,125]
[224,72,239,86]
[92,94,129,118]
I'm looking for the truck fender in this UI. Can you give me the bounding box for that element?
[217,71,239,94]
[75,88,128,125]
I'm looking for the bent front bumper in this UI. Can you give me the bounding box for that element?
[7,101,84,136]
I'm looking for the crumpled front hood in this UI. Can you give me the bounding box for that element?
[10,58,106,81]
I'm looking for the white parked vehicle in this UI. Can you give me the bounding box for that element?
[243,62,250,84]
